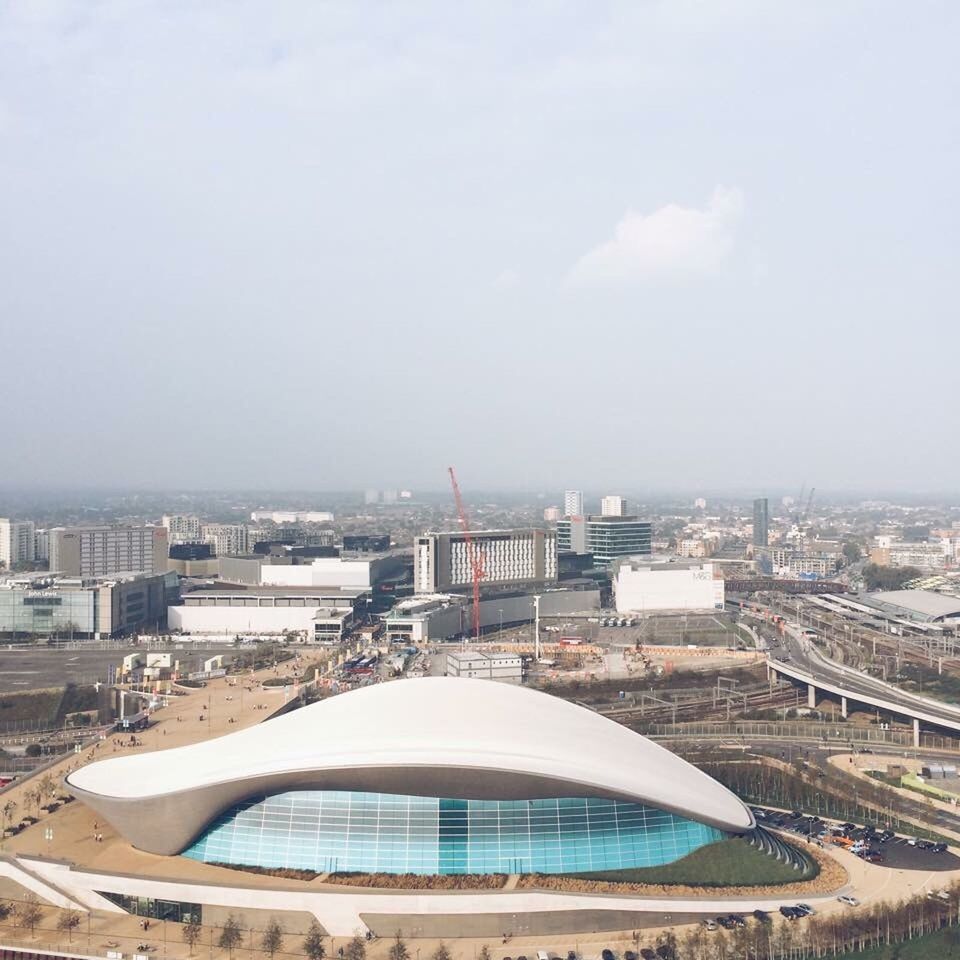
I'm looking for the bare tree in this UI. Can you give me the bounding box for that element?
[431,944,452,960]
[218,915,244,959]
[182,918,203,955]
[303,920,326,960]
[388,931,410,960]
[344,934,367,960]
[260,918,284,959]
[57,910,81,942]
[15,895,43,938]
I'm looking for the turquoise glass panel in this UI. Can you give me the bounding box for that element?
[183,790,725,875]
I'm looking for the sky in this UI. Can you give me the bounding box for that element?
[1,1,958,494]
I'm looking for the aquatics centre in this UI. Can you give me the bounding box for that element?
[67,677,759,877]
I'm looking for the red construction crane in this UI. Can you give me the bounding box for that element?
[448,466,483,640]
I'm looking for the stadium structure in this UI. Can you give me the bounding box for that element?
[67,678,782,878]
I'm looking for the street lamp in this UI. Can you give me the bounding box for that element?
[499,609,503,637]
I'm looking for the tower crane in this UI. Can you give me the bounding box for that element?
[448,467,483,641]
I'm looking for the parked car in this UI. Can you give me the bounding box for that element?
[838,895,860,907]
[701,920,717,931]
[752,910,770,923]
[795,904,815,916]
[602,950,615,960]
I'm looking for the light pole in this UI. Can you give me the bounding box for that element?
[499,609,503,638]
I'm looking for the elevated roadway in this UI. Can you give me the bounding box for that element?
[767,624,960,747]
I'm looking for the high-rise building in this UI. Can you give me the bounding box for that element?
[563,490,584,517]
[557,516,652,566]
[694,498,707,510]
[415,529,557,594]
[201,524,249,557]
[364,490,380,505]
[49,526,168,577]
[162,515,202,544]
[0,519,36,568]
[752,498,769,547]
[600,496,628,517]
[543,506,562,523]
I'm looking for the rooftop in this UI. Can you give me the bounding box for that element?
[865,589,960,621]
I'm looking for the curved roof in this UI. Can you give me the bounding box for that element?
[67,678,752,851]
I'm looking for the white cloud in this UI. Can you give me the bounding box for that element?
[567,186,744,286]
[491,268,520,289]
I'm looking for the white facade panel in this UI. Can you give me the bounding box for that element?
[169,605,319,635]
[614,561,724,613]
[261,558,375,589]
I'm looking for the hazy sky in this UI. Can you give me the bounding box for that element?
[1,2,957,493]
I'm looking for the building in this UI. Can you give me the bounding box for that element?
[694,498,707,510]
[445,651,523,684]
[752,498,769,547]
[260,555,406,589]
[563,490,583,517]
[66,678,756,874]
[862,590,960,624]
[869,541,947,574]
[414,529,557,594]
[168,587,363,641]
[34,528,50,562]
[557,516,652,566]
[250,511,335,524]
[167,543,219,578]
[543,506,562,523]
[613,559,725,613]
[383,584,600,642]
[0,570,177,638]
[201,524,249,557]
[342,534,391,552]
[676,538,713,559]
[161,515,202,545]
[0,518,36,568]
[600,495,628,517]
[757,548,838,579]
[49,525,169,577]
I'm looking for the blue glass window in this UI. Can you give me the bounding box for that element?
[184,791,725,875]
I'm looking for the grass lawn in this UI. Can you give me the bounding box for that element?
[570,836,816,886]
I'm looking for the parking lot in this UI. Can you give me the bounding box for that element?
[752,806,960,871]
[0,644,236,693]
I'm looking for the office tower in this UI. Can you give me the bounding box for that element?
[563,490,584,517]
[557,515,652,566]
[49,525,169,577]
[600,496,628,517]
[753,498,769,547]
[415,529,557,593]
[0,519,36,567]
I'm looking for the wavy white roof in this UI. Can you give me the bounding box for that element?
[68,677,752,833]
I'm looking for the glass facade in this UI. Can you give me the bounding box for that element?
[184,790,725,875]
[0,586,96,637]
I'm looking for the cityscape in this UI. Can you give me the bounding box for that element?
[2,3,959,960]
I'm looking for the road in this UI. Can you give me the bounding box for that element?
[766,622,960,739]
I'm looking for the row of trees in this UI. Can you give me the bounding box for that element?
[197,918,467,960]
[6,887,960,960]
[2,771,61,832]
[687,750,940,836]
[633,881,960,960]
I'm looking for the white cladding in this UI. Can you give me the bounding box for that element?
[261,557,377,589]
[67,677,753,832]
[614,560,725,612]
[564,490,584,517]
